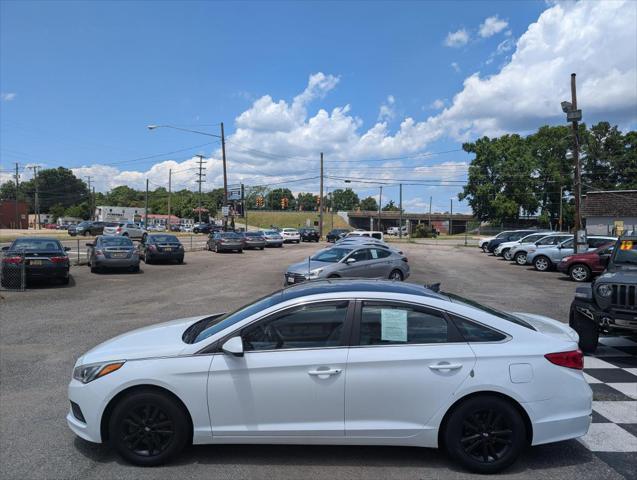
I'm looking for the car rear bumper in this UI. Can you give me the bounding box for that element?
[244,241,266,248]
[147,251,184,260]
[94,257,139,268]
[217,243,243,250]
[265,239,283,246]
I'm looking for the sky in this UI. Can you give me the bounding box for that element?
[1,0,636,214]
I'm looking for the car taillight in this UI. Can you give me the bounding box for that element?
[116,227,122,233]
[544,350,583,370]
[95,250,104,255]
[2,256,22,264]
[49,256,68,263]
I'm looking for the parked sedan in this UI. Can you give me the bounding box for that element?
[527,236,617,271]
[67,280,591,473]
[1,237,70,286]
[299,227,320,242]
[241,231,266,250]
[326,228,351,242]
[281,228,301,243]
[139,234,184,264]
[207,231,244,253]
[262,229,284,248]
[86,236,140,273]
[557,242,614,282]
[285,245,409,284]
[70,221,111,237]
[193,222,213,234]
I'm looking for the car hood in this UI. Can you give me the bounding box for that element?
[598,267,637,280]
[77,315,209,365]
[512,312,579,342]
[287,259,333,274]
[497,241,519,249]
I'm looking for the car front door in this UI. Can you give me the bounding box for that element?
[341,248,372,277]
[208,300,352,437]
[345,301,475,438]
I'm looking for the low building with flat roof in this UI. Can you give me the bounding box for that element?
[582,190,637,236]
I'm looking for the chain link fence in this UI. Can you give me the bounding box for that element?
[0,250,26,291]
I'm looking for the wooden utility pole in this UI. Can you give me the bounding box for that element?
[85,176,93,219]
[378,186,383,231]
[28,165,39,229]
[449,199,453,235]
[195,154,206,223]
[167,168,172,231]
[144,179,149,227]
[319,152,324,239]
[399,183,403,239]
[14,163,19,229]
[570,73,582,244]
[220,122,228,229]
[428,196,432,229]
[559,185,564,232]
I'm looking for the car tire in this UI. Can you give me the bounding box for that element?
[569,264,591,282]
[514,252,527,265]
[60,275,70,285]
[214,244,219,253]
[481,244,488,253]
[177,257,184,264]
[502,249,512,261]
[146,256,152,265]
[108,389,190,467]
[533,255,551,271]
[443,395,527,474]
[238,249,243,253]
[570,308,599,353]
[130,264,140,273]
[389,269,404,281]
[83,231,90,237]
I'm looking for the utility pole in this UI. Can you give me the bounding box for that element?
[243,184,248,231]
[399,183,403,239]
[329,191,334,230]
[449,199,453,235]
[167,169,172,231]
[14,163,19,229]
[319,152,324,239]
[378,186,383,231]
[220,122,228,229]
[429,196,432,230]
[559,185,564,232]
[28,165,40,229]
[92,187,95,221]
[144,179,149,227]
[85,176,93,220]
[571,74,582,248]
[195,154,206,223]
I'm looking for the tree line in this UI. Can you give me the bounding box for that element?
[458,121,637,228]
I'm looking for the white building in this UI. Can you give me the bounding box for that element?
[94,206,146,223]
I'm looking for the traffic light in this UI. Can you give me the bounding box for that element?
[281,197,289,209]
[255,196,264,208]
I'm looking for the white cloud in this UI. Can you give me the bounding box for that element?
[496,38,515,54]
[479,15,509,38]
[450,62,461,73]
[378,95,396,122]
[445,29,469,47]
[430,99,446,110]
[1,92,16,101]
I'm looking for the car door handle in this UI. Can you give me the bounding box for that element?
[308,368,342,376]
[429,363,463,371]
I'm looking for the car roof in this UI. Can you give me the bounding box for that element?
[280,279,446,302]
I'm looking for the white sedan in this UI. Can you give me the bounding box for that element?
[67,280,591,473]
[280,228,301,243]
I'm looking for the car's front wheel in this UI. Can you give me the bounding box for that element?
[514,252,527,265]
[502,249,512,261]
[533,255,551,271]
[570,308,599,352]
[443,395,527,474]
[569,264,591,282]
[108,389,189,467]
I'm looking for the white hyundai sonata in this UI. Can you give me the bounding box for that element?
[67,280,592,474]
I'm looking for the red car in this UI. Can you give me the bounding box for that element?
[557,242,614,282]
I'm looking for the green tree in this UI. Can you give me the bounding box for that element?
[359,196,378,211]
[296,192,317,211]
[19,167,89,212]
[382,200,400,211]
[49,203,66,221]
[266,188,296,210]
[330,188,359,211]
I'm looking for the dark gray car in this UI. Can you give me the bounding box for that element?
[285,245,410,285]
[241,231,267,250]
[86,235,140,273]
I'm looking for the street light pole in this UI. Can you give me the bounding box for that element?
[377,186,383,232]
[220,122,229,229]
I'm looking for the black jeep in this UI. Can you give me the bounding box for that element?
[569,232,637,352]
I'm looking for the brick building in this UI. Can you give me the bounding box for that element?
[0,200,28,229]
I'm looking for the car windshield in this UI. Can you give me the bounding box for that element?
[78,221,91,227]
[263,230,278,235]
[100,237,133,247]
[521,233,548,243]
[220,232,240,239]
[245,232,263,237]
[193,293,283,343]
[10,239,62,251]
[310,247,352,263]
[613,240,637,264]
[446,293,535,330]
[150,235,179,243]
[495,231,511,239]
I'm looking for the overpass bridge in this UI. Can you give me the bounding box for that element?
[346,210,475,235]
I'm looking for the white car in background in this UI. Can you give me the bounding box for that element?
[493,232,552,260]
[67,280,591,473]
[103,222,147,241]
[280,228,301,243]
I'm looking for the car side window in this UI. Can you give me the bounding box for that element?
[349,249,370,262]
[241,301,349,351]
[370,248,391,259]
[449,314,507,342]
[358,303,450,345]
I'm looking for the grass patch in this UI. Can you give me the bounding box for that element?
[243,211,349,230]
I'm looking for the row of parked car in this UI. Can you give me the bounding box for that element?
[479,229,617,282]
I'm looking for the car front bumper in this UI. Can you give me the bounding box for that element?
[572,299,637,332]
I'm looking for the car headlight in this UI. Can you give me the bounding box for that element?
[307,268,323,279]
[597,284,613,298]
[73,361,125,384]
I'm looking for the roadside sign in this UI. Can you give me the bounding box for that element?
[228,185,242,201]
[222,206,230,217]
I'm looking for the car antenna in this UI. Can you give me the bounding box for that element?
[425,282,441,293]
[308,256,311,280]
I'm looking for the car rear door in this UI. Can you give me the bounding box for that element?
[208,300,352,437]
[367,248,393,278]
[345,300,475,438]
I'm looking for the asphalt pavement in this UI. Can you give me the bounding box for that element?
[0,241,633,479]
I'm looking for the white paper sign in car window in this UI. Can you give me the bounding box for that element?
[381,309,408,342]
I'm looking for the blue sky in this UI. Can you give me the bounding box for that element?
[1,1,635,213]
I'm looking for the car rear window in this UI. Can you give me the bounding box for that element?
[446,293,535,330]
[100,237,133,246]
[10,239,63,251]
[151,235,179,243]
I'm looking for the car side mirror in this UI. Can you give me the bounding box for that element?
[85,243,94,247]
[64,247,71,251]
[346,257,357,264]
[221,336,244,357]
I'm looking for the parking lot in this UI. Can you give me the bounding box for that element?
[1,241,634,480]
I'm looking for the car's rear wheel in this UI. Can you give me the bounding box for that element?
[142,233,148,242]
[60,275,70,285]
[570,308,599,353]
[514,252,527,265]
[83,231,90,237]
[214,244,219,253]
[533,256,551,271]
[502,249,512,261]
[108,389,189,467]
[444,395,526,474]
[389,269,403,281]
[569,264,591,282]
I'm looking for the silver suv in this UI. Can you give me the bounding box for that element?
[285,245,409,284]
[103,222,147,241]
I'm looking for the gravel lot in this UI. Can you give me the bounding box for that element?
[0,241,628,480]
